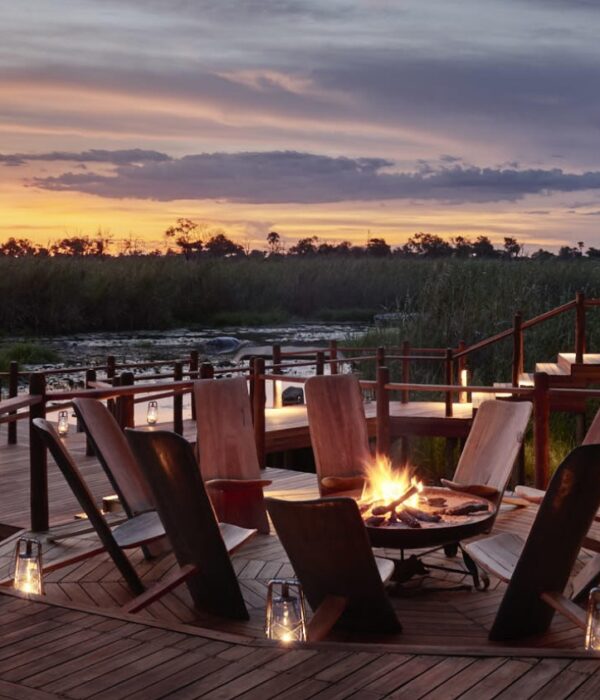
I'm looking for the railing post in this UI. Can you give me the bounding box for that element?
[189,351,199,420]
[376,366,391,457]
[329,340,338,375]
[173,361,183,435]
[576,290,586,363]
[401,340,410,404]
[376,346,386,369]
[116,371,135,430]
[84,369,96,456]
[106,355,116,416]
[200,362,214,380]
[534,371,550,489]
[445,348,453,417]
[252,357,266,468]
[512,312,523,387]
[272,344,282,408]
[8,361,18,444]
[316,351,325,376]
[29,372,48,532]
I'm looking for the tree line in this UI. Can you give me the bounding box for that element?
[1,218,599,260]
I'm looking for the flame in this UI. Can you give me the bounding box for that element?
[359,455,423,511]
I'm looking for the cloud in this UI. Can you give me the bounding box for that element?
[29,150,600,204]
[0,149,171,167]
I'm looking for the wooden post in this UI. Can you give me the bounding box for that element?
[200,362,214,380]
[316,351,325,376]
[445,348,453,417]
[252,357,266,468]
[401,340,410,404]
[512,312,523,387]
[173,361,183,435]
[376,346,386,369]
[8,361,18,444]
[376,366,391,457]
[189,351,199,420]
[534,372,550,489]
[29,372,48,532]
[84,369,96,456]
[329,340,338,375]
[575,290,586,364]
[106,355,116,416]
[116,371,135,430]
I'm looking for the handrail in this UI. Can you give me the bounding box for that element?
[384,382,532,395]
[521,300,577,330]
[0,395,41,415]
[454,327,514,359]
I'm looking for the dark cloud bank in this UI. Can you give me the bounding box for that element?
[13,149,600,204]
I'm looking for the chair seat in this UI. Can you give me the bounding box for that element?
[219,522,257,554]
[113,510,166,548]
[464,532,525,583]
[375,556,395,584]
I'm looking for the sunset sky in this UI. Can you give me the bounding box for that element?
[3,0,600,252]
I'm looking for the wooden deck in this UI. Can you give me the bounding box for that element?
[3,591,600,700]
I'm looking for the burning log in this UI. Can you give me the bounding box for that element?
[365,515,386,527]
[396,509,421,528]
[403,506,442,523]
[445,501,489,516]
[420,496,447,508]
[369,484,418,516]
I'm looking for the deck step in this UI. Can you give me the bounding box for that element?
[557,352,600,370]
[534,362,569,376]
[518,372,534,387]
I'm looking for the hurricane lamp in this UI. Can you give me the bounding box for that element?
[13,537,43,596]
[265,579,306,643]
[585,586,600,650]
[146,400,158,425]
[57,410,69,437]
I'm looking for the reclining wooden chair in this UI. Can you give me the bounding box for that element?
[32,418,165,595]
[193,377,271,533]
[126,429,255,619]
[73,397,155,517]
[464,444,600,641]
[304,374,372,496]
[266,496,401,640]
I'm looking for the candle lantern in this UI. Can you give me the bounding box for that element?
[265,579,307,643]
[57,410,69,437]
[585,587,600,650]
[146,400,158,425]
[13,537,43,595]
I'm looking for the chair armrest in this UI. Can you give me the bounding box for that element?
[440,479,499,499]
[514,485,544,504]
[205,478,272,491]
[321,475,365,493]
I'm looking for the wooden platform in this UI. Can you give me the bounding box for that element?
[3,591,600,700]
[1,430,600,659]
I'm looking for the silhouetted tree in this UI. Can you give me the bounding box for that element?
[366,237,391,256]
[471,236,498,258]
[204,233,245,257]
[531,248,555,260]
[289,236,319,256]
[401,232,452,258]
[0,237,43,257]
[503,237,522,259]
[266,231,283,255]
[164,218,203,259]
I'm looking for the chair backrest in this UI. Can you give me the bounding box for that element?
[73,398,154,516]
[193,377,261,479]
[304,374,372,495]
[32,418,143,593]
[266,496,401,634]
[453,399,532,494]
[490,444,600,641]
[583,407,600,445]
[126,428,248,620]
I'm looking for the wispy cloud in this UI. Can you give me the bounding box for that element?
[0,149,171,167]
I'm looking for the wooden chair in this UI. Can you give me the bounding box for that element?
[126,428,255,620]
[266,496,401,640]
[464,444,600,641]
[441,399,533,506]
[304,374,372,496]
[32,418,165,595]
[193,377,271,533]
[73,397,154,516]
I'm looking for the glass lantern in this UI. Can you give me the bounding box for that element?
[13,538,43,595]
[585,586,600,651]
[57,410,69,437]
[146,400,158,425]
[265,579,307,643]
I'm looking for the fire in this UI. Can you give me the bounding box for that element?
[359,455,423,512]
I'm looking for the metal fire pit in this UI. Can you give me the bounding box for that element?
[362,486,496,551]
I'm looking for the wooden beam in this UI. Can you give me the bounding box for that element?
[306,595,349,642]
